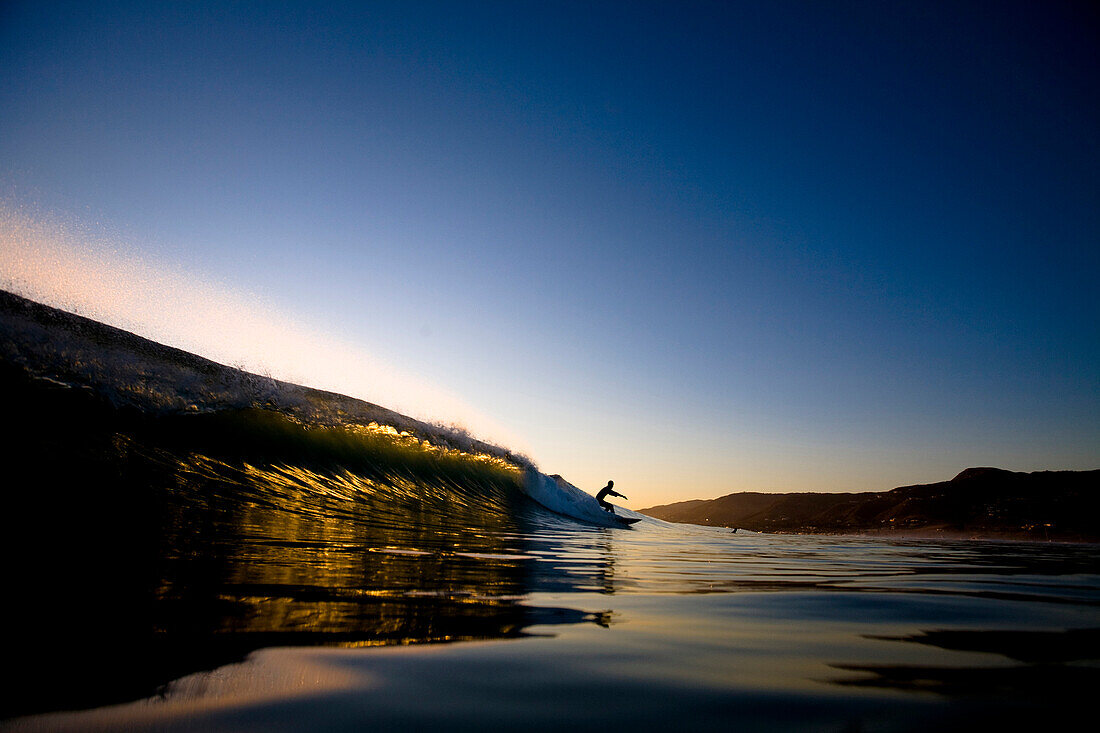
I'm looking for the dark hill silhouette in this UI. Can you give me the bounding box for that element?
[642,468,1100,541]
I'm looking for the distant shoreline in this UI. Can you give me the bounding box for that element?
[642,467,1100,543]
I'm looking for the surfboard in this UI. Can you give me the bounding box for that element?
[612,516,642,526]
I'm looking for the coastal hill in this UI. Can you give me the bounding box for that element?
[641,467,1100,541]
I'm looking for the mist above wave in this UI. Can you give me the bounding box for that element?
[0,288,530,467]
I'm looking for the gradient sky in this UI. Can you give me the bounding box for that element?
[2,1,1097,507]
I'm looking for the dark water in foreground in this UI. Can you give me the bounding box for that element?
[4,445,1098,732]
[2,303,1096,732]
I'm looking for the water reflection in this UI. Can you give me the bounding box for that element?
[868,627,1100,663]
[832,659,1099,699]
[522,524,1100,603]
[831,626,1100,699]
[4,441,614,720]
[6,337,1100,731]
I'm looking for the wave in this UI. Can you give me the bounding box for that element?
[2,361,635,536]
[0,288,530,467]
[1,291,648,718]
[154,409,643,531]
[1,288,647,533]
[522,469,645,527]
[2,352,638,716]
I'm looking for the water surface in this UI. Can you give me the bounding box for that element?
[4,439,1098,731]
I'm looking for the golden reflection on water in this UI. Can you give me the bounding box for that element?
[11,364,1098,726]
[150,449,578,644]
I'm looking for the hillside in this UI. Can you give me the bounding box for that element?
[642,467,1100,541]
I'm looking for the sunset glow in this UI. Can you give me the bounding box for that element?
[1,5,1096,731]
[0,204,520,451]
[1,1,1096,508]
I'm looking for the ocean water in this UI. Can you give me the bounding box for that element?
[4,440,1097,733]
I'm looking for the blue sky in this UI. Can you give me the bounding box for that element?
[2,1,1097,506]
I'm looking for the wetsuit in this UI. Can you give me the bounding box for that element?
[596,484,624,513]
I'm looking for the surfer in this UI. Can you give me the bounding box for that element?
[596,480,627,514]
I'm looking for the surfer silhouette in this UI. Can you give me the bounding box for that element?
[596,480,626,514]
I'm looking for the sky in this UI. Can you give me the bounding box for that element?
[1,1,1097,507]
